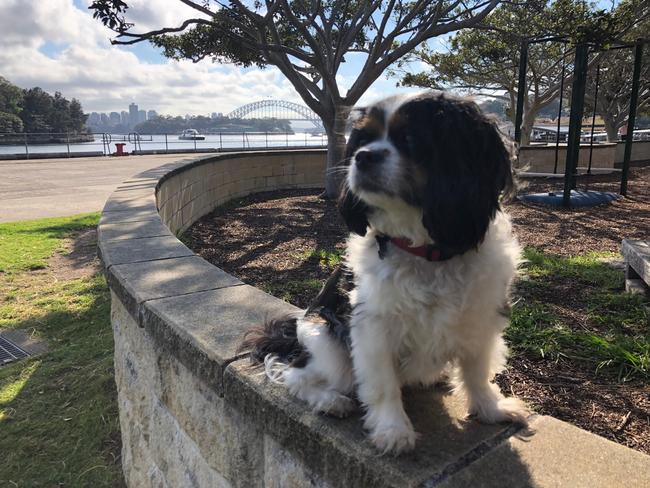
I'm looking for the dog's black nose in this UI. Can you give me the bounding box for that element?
[355,149,384,170]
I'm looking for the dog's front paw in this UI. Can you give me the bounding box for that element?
[365,406,417,454]
[470,395,529,426]
[370,422,417,454]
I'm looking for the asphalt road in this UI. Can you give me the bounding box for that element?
[0,154,197,222]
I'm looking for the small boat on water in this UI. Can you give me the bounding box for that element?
[178,129,205,140]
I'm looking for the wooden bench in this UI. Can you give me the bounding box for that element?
[621,239,650,294]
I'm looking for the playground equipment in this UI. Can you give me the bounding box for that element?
[514,36,647,207]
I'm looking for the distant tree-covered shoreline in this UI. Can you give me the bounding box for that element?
[0,76,88,135]
[133,114,293,135]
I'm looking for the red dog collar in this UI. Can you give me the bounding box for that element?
[376,235,452,262]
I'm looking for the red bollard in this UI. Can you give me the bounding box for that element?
[113,143,128,156]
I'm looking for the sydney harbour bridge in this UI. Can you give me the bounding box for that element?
[226,100,323,130]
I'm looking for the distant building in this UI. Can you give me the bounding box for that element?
[211,112,223,119]
[100,113,109,125]
[138,110,147,124]
[88,112,100,125]
[147,110,158,120]
[109,112,121,126]
[129,103,138,127]
[121,111,129,125]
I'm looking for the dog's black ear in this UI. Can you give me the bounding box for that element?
[338,184,370,236]
[417,96,514,253]
[337,124,371,236]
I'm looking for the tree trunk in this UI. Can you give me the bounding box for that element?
[323,105,351,199]
[520,110,536,146]
[506,91,535,146]
[602,115,620,142]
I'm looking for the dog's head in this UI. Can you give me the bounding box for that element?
[338,92,514,254]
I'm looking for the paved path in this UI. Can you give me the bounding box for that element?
[0,154,198,222]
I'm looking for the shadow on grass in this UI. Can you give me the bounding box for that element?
[0,275,124,487]
[0,213,100,275]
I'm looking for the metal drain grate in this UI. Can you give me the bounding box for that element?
[0,336,30,365]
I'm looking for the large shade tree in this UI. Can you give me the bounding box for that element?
[584,2,650,142]
[90,0,501,197]
[585,50,650,141]
[400,0,631,145]
[0,76,24,133]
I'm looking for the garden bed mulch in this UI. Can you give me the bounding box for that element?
[509,165,650,256]
[183,165,650,455]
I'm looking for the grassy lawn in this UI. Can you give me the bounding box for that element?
[0,214,122,487]
[510,249,649,381]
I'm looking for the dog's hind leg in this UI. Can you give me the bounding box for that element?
[266,317,356,417]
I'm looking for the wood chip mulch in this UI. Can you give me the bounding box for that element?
[184,164,650,455]
[509,165,650,256]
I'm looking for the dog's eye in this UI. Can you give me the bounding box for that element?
[354,130,378,148]
[390,131,414,156]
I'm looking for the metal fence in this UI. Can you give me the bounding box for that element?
[0,131,328,159]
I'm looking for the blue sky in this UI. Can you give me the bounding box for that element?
[1,0,621,116]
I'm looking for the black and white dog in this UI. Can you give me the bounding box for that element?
[242,91,528,454]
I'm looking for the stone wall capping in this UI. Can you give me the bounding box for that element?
[141,285,298,395]
[98,235,195,268]
[103,195,158,213]
[437,416,650,488]
[107,255,243,323]
[622,239,650,287]
[98,208,161,225]
[98,219,173,242]
[101,150,650,487]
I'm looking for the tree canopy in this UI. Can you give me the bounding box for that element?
[583,5,650,141]
[0,77,87,134]
[89,0,501,196]
[401,0,648,144]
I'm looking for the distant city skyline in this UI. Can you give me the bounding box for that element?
[86,102,158,129]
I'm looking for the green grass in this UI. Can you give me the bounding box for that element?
[507,249,650,381]
[265,248,343,303]
[0,213,100,275]
[298,248,344,269]
[0,214,122,487]
[521,248,623,288]
[263,279,324,304]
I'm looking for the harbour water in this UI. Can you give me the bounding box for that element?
[0,132,327,158]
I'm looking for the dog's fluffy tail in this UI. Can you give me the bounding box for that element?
[240,315,305,365]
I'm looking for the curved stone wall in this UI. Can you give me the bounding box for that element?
[517,143,617,174]
[99,150,650,488]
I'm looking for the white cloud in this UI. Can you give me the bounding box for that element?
[0,0,416,117]
[0,0,301,115]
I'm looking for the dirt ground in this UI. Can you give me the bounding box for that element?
[184,165,650,454]
[48,228,100,280]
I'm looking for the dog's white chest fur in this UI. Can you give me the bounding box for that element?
[347,212,520,385]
